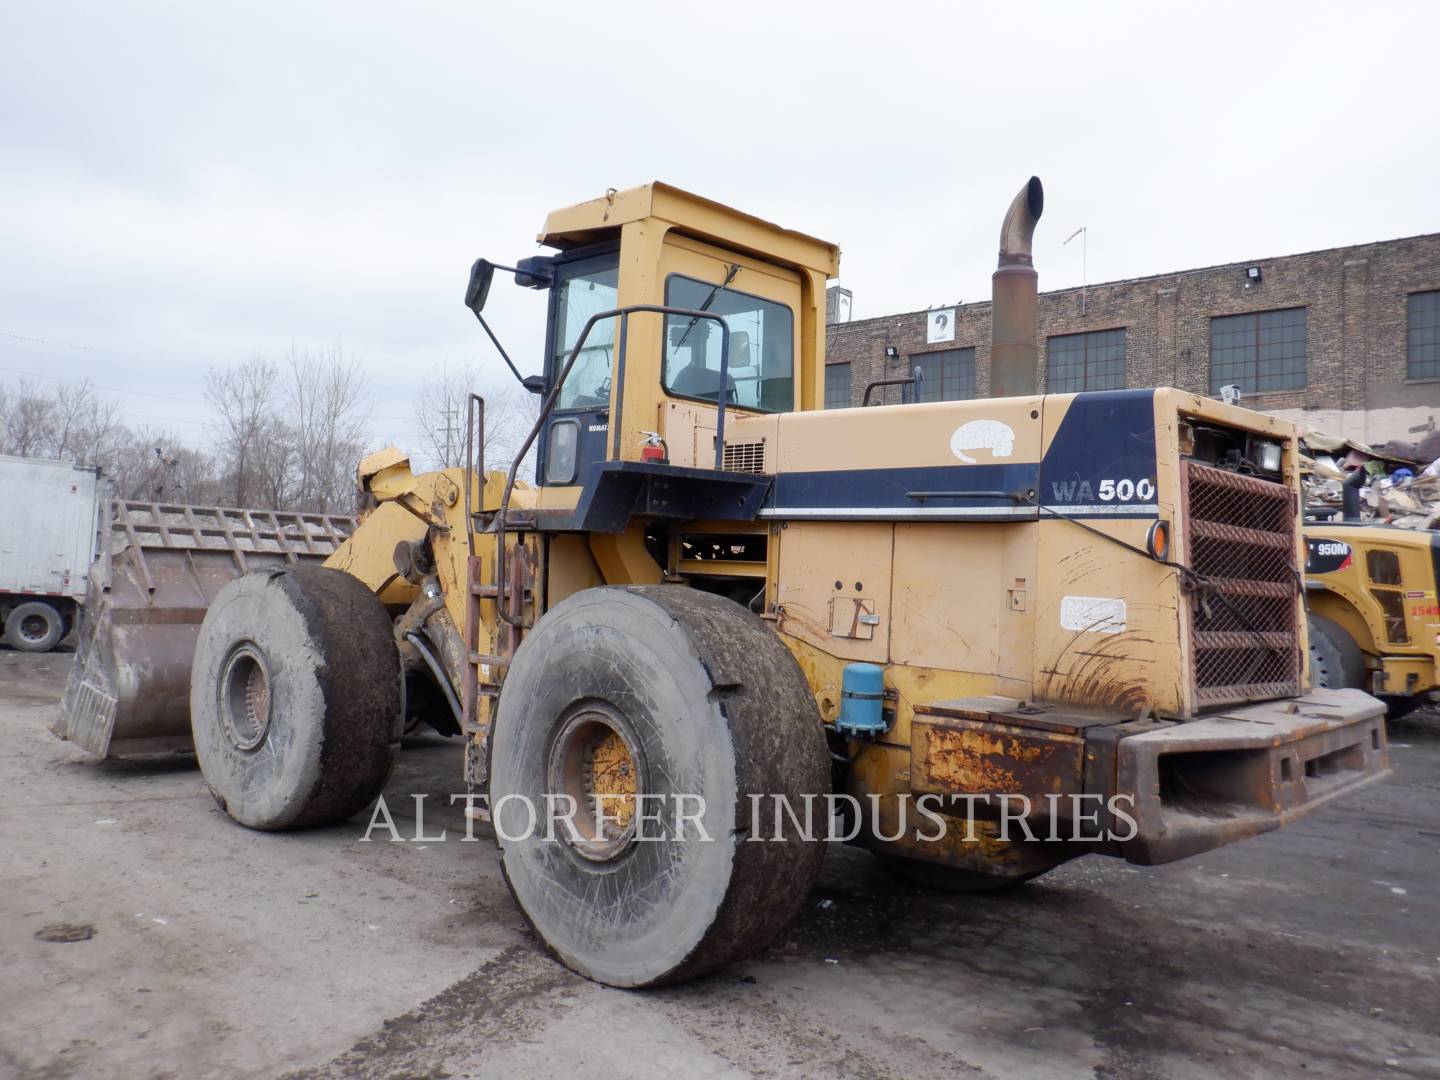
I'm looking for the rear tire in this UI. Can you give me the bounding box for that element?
[190,566,402,830]
[5,601,64,653]
[490,586,829,988]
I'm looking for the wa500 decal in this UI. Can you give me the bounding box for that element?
[1050,477,1156,503]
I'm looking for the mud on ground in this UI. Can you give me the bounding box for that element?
[1,651,1437,1079]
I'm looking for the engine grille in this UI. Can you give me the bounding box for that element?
[722,440,767,474]
[1181,460,1301,706]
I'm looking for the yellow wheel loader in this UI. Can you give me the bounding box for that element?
[1302,522,1440,713]
[55,179,1390,988]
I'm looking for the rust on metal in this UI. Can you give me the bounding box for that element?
[1180,459,1302,706]
[1116,687,1389,864]
[910,697,1109,808]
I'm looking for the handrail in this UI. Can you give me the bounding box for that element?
[492,304,732,626]
[464,392,485,558]
[862,375,917,407]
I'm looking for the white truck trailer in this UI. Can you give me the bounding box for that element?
[0,454,104,652]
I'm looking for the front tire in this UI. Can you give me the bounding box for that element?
[190,566,402,830]
[490,586,829,988]
[1308,614,1365,690]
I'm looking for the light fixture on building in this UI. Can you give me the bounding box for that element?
[1245,266,1263,286]
[884,346,900,360]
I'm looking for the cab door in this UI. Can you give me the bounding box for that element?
[536,246,619,489]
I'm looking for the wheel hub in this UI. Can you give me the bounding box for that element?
[219,643,272,752]
[18,614,48,642]
[549,709,641,862]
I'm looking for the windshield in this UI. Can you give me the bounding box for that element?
[662,275,794,412]
[553,262,619,411]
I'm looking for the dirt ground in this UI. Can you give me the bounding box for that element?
[1,648,1437,1080]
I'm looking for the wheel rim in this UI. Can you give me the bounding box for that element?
[547,708,641,862]
[219,643,272,752]
[17,614,49,643]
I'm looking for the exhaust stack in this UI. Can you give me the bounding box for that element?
[990,176,1044,398]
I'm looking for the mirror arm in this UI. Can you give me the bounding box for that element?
[472,309,532,390]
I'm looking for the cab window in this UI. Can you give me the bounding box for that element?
[553,263,619,411]
[662,275,794,412]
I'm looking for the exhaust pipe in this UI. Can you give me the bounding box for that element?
[990,176,1044,398]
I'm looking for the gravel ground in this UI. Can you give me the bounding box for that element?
[1,648,1437,1079]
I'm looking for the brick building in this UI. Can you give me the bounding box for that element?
[823,233,1440,444]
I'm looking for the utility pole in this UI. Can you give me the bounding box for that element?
[1064,226,1088,317]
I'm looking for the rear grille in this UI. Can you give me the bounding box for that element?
[1181,460,1301,706]
[722,440,767,474]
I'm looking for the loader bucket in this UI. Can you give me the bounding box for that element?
[52,500,354,759]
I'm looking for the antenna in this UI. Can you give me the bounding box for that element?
[1064,226,1088,316]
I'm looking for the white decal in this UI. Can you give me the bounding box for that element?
[1097,477,1156,502]
[1060,596,1127,635]
[950,420,1015,464]
[927,308,955,344]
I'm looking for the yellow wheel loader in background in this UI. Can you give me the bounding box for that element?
[54,178,1390,988]
[1303,522,1440,712]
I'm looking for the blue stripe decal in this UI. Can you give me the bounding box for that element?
[1038,389,1158,519]
[767,462,1038,515]
[764,389,1161,521]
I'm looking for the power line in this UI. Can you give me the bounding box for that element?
[0,362,206,404]
[0,329,107,353]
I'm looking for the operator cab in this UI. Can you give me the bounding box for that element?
[468,183,839,503]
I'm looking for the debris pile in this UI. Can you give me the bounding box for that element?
[1301,427,1440,528]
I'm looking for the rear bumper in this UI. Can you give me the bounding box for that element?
[1114,687,1390,864]
[907,687,1390,870]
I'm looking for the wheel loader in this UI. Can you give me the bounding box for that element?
[1302,522,1440,713]
[55,178,1390,988]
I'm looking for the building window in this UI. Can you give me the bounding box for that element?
[1209,307,1307,395]
[1046,328,1126,392]
[1408,290,1440,380]
[824,362,852,409]
[911,347,976,402]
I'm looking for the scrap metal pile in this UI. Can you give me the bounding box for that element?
[1302,427,1440,528]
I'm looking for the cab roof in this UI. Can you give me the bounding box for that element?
[538,181,840,279]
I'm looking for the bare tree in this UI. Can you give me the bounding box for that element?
[50,380,125,468]
[0,379,58,458]
[289,345,369,513]
[411,360,537,475]
[0,377,121,468]
[204,357,281,507]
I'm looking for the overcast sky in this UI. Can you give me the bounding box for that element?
[2,1,1436,455]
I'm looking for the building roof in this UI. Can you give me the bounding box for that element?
[828,230,1440,330]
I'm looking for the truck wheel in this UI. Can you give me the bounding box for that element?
[5,601,64,653]
[490,586,830,987]
[876,852,1049,893]
[1308,614,1365,690]
[190,566,402,830]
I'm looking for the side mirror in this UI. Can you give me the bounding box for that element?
[521,374,547,395]
[465,258,495,315]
